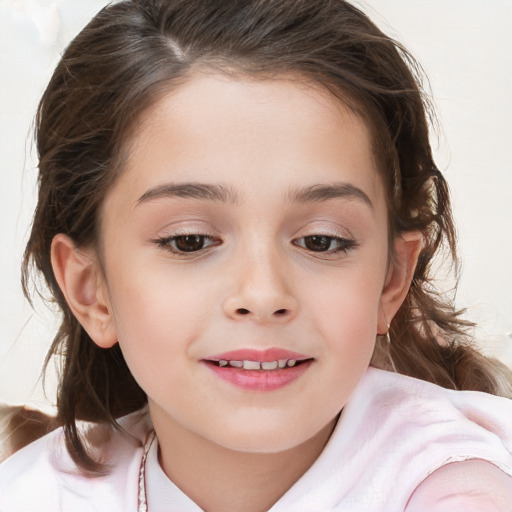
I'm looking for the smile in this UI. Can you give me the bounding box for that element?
[204,348,313,391]
[215,359,300,370]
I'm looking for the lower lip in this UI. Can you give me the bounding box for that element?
[205,360,313,391]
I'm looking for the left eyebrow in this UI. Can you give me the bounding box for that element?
[288,182,373,209]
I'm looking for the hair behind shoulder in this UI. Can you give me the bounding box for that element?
[21,0,512,473]
[0,405,59,463]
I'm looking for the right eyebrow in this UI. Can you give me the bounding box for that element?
[136,182,239,206]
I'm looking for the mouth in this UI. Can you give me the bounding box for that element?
[202,348,314,391]
[206,358,312,370]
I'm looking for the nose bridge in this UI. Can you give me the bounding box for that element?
[223,232,297,322]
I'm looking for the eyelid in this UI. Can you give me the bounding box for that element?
[291,222,358,256]
[150,220,222,254]
[150,219,218,242]
[151,233,222,258]
[293,221,354,241]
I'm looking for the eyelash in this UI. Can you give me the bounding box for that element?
[152,233,221,256]
[293,235,358,255]
[152,233,357,257]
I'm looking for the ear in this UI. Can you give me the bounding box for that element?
[51,234,118,349]
[377,231,423,334]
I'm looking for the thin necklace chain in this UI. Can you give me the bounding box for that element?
[138,430,156,512]
[136,429,279,512]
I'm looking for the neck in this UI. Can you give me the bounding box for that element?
[149,406,336,512]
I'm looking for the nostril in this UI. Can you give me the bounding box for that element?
[236,308,250,315]
[274,309,288,316]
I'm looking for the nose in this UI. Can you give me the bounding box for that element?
[222,247,298,324]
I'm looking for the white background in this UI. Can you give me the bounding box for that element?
[1,0,511,411]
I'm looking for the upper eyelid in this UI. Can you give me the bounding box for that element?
[293,224,354,239]
[296,234,352,241]
[151,219,356,241]
[153,229,354,241]
[154,225,217,237]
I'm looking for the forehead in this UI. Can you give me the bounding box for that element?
[114,73,385,209]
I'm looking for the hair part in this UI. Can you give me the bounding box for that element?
[21,0,511,473]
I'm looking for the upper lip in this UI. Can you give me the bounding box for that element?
[205,347,311,362]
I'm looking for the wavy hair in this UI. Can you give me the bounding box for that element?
[21,0,511,473]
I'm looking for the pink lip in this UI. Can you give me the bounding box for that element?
[206,347,310,362]
[202,347,313,392]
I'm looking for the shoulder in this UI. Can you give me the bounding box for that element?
[0,424,64,510]
[0,408,150,511]
[354,367,512,442]
[336,367,512,508]
[405,459,512,512]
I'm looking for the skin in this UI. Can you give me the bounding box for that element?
[51,74,421,511]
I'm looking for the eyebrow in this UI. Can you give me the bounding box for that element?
[288,183,373,208]
[136,180,372,209]
[137,182,239,205]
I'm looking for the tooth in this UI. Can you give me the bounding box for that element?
[287,359,297,367]
[278,359,287,368]
[243,360,261,370]
[219,360,228,367]
[261,361,278,370]
[230,360,243,368]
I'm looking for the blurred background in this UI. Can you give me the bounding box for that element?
[1,0,511,412]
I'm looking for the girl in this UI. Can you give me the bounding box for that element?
[1,0,511,510]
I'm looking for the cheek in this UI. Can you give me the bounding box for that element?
[110,255,212,326]
[304,270,384,355]
[105,262,214,378]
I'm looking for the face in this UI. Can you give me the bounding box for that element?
[94,74,402,453]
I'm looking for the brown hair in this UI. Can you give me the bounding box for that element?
[21,0,511,473]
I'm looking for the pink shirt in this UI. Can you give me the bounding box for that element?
[1,367,511,511]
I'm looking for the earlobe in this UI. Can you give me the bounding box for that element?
[50,234,117,349]
[377,231,423,334]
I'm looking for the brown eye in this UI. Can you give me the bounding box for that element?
[153,233,221,256]
[294,235,357,254]
[303,235,333,252]
[173,235,207,252]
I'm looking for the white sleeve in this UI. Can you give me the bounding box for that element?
[0,429,62,511]
[405,459,512,512]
